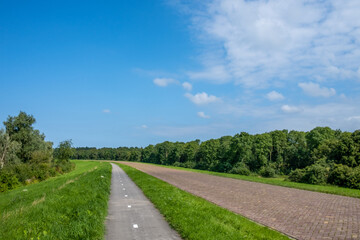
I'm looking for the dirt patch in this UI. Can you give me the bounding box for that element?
[121,162,360,240]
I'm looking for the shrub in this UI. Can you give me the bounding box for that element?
[55,160,75,174]
[328,164,360,189]
[0,171,20,192]
[301,164,329,185]
[288,168,306,182]
[31,163,52,181]
[229,162,251,176]
[259,165,276,178]
[10,163,34,183]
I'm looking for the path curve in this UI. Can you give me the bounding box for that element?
[106,163,181,240]
[121,162,360,240]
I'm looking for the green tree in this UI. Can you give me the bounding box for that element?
[54,140,74,162]
[0,129,21,169]
[4,111,50,162]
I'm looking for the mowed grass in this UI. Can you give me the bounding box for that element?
[0,160,111,240]
[117,163,289,240]
[133,162,360,199]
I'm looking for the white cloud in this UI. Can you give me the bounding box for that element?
[266,91,284,101]
[347,116,360,121]
[153,78,178,87]
[281,105,301,113]
[141,125,148,129]
[185,92,220,105]
[102,109,111,113]
[188,65,231,83]
[197,111,210,119]
[177,0,360,87]
[182,82,193,91]
[298,82,336,97]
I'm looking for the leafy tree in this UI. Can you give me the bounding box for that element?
[269,130,288,173]
[195,139,220,170]
[4,111,50,162]
[250,133,272,171]
[54,140,74,162]
[228,132,253,168]
[180,140,200,164]
[0,129,21,169]
[286,131,309,170]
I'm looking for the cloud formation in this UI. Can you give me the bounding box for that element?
[281,105,301,113]
[298,82,336,97]
[182,82,193,91]
[185,92,220,105]
[102,109,111,113]
[197,111,210,119]
[266,91,284,101]
[153,78,178,87]
[183,0,360,88]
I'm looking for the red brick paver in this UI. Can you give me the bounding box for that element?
[121,162,360,240]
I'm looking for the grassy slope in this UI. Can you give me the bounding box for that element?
[117,163,289,240]
[133,162,360,198]
[0,160,111,240]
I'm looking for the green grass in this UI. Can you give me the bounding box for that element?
[132,162,360,199]
[0,160,111,240]
[117,163,289,240]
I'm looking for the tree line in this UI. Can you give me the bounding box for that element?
[73,127,360,189]
[0,112,74,192]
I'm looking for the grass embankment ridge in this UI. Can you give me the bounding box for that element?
[0,160,111,240]
[131,161,360,199]
[117,163,290,240]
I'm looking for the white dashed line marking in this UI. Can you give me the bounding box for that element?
[121,184,123,186]
[123,188,126,190]
[128,205,132,208]
[133,224,138,229]
[125,195,128,197]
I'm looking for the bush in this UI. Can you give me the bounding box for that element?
[229,162,251,176]
[10,163,34,183]
[31,163,52,181]
[0,171,20,192]
[301,164,329,185]
[259,165,276,178]
[55,160,75,174]
[288,168,306,182]
[328,164,360,189]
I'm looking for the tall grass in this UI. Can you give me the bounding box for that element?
[118,163,289,240]
[0,161,111,240]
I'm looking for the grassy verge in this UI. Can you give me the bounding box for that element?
[0,160,111,240]
[132,162,360,199]
[117,163,289,240]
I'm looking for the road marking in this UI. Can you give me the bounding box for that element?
[125,195,128,197]
[128,205,131,208]
[121,184,124,186]
[133,224,138,229]
[123,188,126,190]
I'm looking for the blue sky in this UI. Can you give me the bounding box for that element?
[1,0,360,148]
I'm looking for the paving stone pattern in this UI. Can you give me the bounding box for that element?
[121,162,360,240]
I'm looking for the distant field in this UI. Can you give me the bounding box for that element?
[0,161,111,240]
[118,163,289,240]
[121,161,360,199]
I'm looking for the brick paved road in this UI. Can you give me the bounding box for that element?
[121,162,360,240]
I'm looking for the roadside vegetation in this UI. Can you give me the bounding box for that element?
[0,160,111,240]
[118,163,289,240]
[73,127,360,191]
[0,112,75,192]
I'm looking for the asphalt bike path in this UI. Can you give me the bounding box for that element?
[106,163,181,240]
